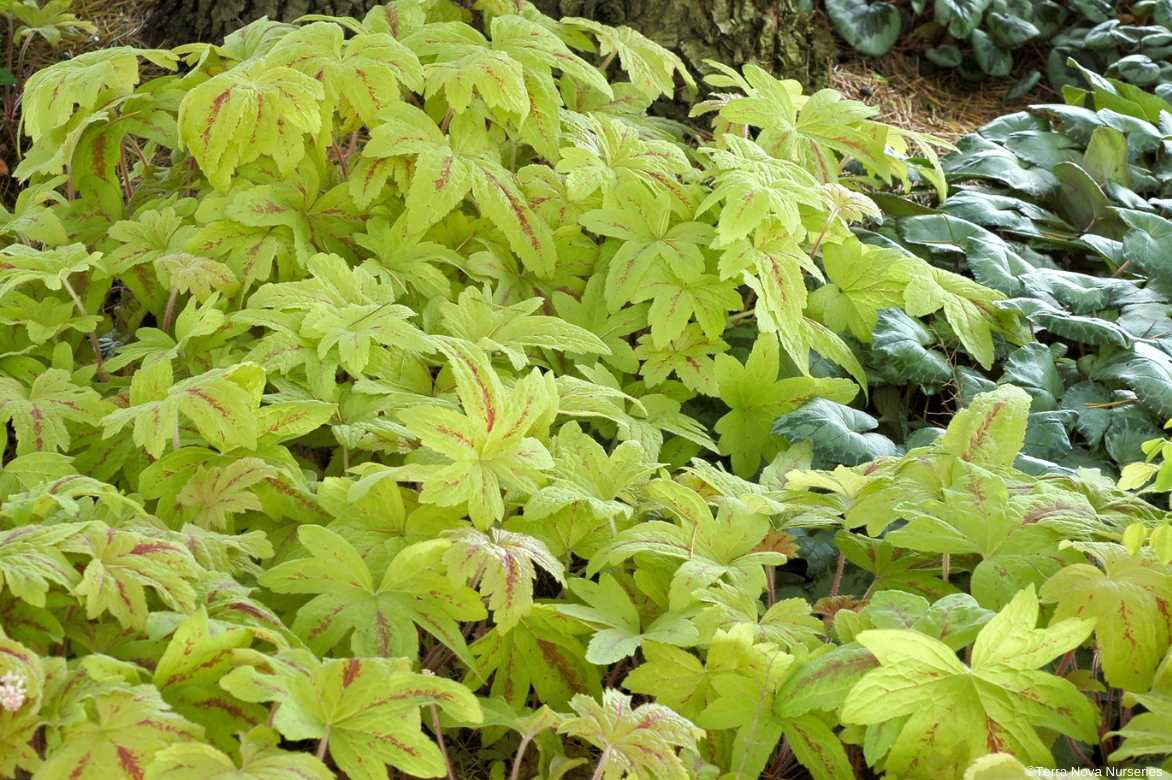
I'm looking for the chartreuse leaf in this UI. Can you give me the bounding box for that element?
[221,651,481,780]
[153,609,264,749]
[261,525,484,663]
[443,527,565,632]
[562,19,694,99]
[0,369,104,454]
[390,340,557,528]
[963,753,1032,779]
[886,459,1081,608]
[808,237,909,343]
[1041,542,1172,691]
[36,680,204,780]
[470,604,601,710]
[1108,647,1172,764]
[0,632,44,777]
[558,689,704,780]
[146,726,333,780]
[70,524,202,630]
[590,478,785,610]
[715,334,858,476]
[0,243,100,299]
[20,47,166,142]
[556,574,699,664]
[363,101,558,278]
[0,524,84,607]
[178,60,324,191]
[405,21,530,116]
[100,360,266,458]
[265,22,423,124]
[581,182,713,313]
[438,286,608,369]
[176,457,276,531]
[940,384,1032,468]
[843,587,1097,777]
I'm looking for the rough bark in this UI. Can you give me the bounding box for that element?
[144,0,376,47]
[145,0,834,90]
[533,0,836,90]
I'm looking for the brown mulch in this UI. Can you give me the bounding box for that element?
[827,49,1050,141]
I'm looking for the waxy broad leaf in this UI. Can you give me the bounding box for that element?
[261,525,484,663]
[842,587,1097,777]
[221,651,481,780]
[773,399,898,468]
[825,0,902,58]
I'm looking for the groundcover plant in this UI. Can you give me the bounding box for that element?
[847,66,1172,477]
[0,0,1170,778]
[825,0,1172,97]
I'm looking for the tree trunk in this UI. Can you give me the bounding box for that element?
[145,0,834,90]
[144,0,376,47]
[533,0,836,90]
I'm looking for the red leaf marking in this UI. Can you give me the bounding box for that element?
[962,400,1005,461]
[116,745,144,780]
[69,752,92,780]
[201,90,233,149]
[342,658,362,688]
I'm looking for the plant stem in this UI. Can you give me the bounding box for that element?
[941,553,950,585]
[315,724,331,761]
[1065,735,1095,769]
[508,734,533,780]
[430,702,457,780]
[119,144,134,203]
[599,53,616,73]
[61,277,107,379]
[6,14,14,73]
[162,287,180,333]
[807,207,838,261]
[765,564,776,606]
[830,551,846,597]
[589,747,612,780]
[439,107,455,133]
